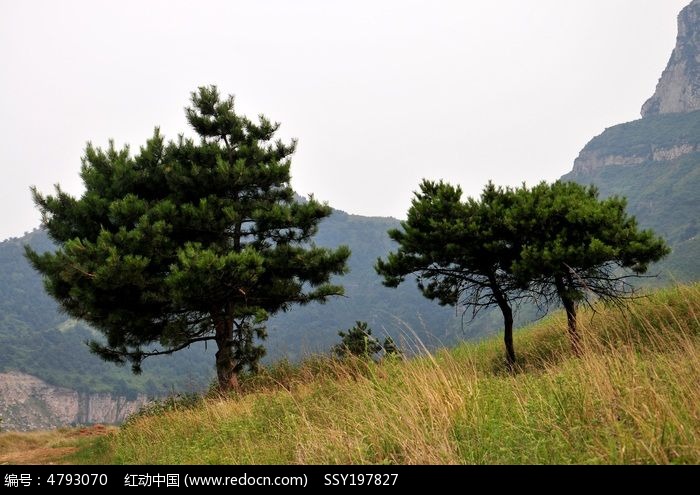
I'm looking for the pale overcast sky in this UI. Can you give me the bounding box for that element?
[0,0,689,240]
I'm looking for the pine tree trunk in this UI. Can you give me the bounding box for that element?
[502,304,516,369]
[563,298,581,356]
[555,277,581,356]
[213,311,240,392]
[215,342,240,392]
[489,276,516,369]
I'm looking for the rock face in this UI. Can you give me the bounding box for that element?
[570,109,700,175]
[641,0,700,117]
[0,371,148,431]
[573,142,700,174]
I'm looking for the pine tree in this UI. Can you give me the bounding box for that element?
[381,336,402,359]
[510,181,670,353]
[376,180,525,367]
[332,321,382,359]
[377,179,670,364]
[26,86,350,390]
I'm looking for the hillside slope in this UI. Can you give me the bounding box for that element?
[69,284,700,465]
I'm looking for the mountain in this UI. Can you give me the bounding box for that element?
[562,0,700,282]
[0,371,147,432]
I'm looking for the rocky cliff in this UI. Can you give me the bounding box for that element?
[0,372,147,431]
[642,0,700,117]
[571,110,700,174]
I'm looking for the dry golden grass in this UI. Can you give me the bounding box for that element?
[90,284,700,464]
[0,425,114,464]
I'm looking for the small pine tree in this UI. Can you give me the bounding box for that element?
[332,321,382,359]
[381,336,402,359]
[376,180,524,367]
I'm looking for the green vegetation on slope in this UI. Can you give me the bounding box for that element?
[577,110,700,157]
[562,111,700,282]
[568,156,700,282]
[86,284,699,464]
[565,153,700,246]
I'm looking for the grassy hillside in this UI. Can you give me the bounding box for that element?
[564,152,700,247]
[58,283,699,465]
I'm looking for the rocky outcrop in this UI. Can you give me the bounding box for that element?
[0,371,148,431]
[641,0,700,117]
[572,143,700,174]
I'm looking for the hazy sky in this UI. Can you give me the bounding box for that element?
[0,0,689,240]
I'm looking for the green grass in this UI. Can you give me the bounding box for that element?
[69,284,700,464]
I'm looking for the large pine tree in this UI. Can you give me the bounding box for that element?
[26,86,350,390]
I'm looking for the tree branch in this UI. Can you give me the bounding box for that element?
[141,335,216,358]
